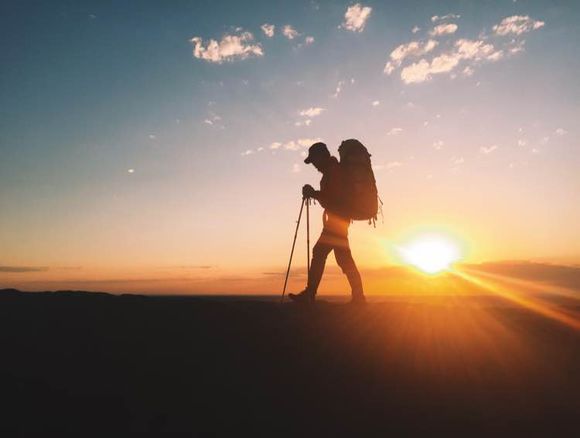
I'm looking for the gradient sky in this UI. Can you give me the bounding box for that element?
[1,0,579,293]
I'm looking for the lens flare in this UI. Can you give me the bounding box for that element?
[397,234,461,274]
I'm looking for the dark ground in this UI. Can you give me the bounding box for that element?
[1,289,579,437]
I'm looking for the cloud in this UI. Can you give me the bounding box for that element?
[127,168,135,174]
[386,161,403,169]
[342,3,372,32]
[263,138,322,153]
[555,128,568,136]
[411,26,420,34]
[241,149,254,156]
[462,66,475,76]
[480,145,498,154]
[332,80,345,98]
[387,14,541,85]
[295,119,312,127]
[280,138,322,151]
[452,157,464,165]
[0,266,49,273]
[282,25,299,40]
[304,36,315,45]
[493,15,545,36]
[371,100,380,107]
[292,163,301,173]
[455,39,497,60]
[431,14,460,22]
[400,59,431,84]
[507,40,526,54]
[191,31,263,63]
[299,107,325,118]
[261,23,275,38]
[399,39,503,84]
[430,23,458,37]
[387,127,403,136]
[430,53,461,73]
[433,140,444,150]
[203,112,223,128]
[374,161,403,171]
[384,40,438,74]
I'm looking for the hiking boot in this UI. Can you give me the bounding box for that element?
[289,289,315,304]
[348,295,366,305]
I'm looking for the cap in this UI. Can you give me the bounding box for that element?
[304,142,330,164]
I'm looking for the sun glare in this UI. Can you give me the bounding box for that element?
[397,234,462,274]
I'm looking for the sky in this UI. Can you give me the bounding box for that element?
[1,0,579,294]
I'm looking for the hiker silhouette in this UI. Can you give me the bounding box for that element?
[289,142,366,304]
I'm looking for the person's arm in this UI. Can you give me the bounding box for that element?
[316,168,342,210]
[302,184,320,201]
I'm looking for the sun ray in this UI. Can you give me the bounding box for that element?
[450,268,580,331]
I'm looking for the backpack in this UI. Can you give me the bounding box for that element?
[338,139,379,223]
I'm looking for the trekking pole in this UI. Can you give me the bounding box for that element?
[306,198,310,275]
[281,197,306,303]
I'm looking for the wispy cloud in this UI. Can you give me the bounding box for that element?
[399,39,504,84]
[332,80,345,98]
[493,15,545,36]
[387,15,544,84]
[281,138,322,151]
[374,161,403,171]
[0,265,49,273]
[384,40,438,75]
[259,138,322,153]
[433,140,444,150]
[299,107,325,118]
[282,25,299,40]
[387,127,403,136]
[386,161,403,169]
[203,111,223,128]
[190,30,263,63]
[295,119,312,127]
[260,23,275,38]
[342,3,372,32]
[480,145,498,154]
[431,13,461,22]
[430,23,458,37]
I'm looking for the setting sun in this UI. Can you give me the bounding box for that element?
[397,234,462,274]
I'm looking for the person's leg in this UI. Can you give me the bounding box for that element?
[289,232,332,302]
[334,242,364,299]
[306,234,333,296]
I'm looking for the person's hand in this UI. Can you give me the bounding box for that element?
[302,184,317,199]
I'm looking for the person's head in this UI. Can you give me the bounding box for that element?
[304,142,331,172]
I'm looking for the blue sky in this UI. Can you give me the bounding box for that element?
[1,1,579,292]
